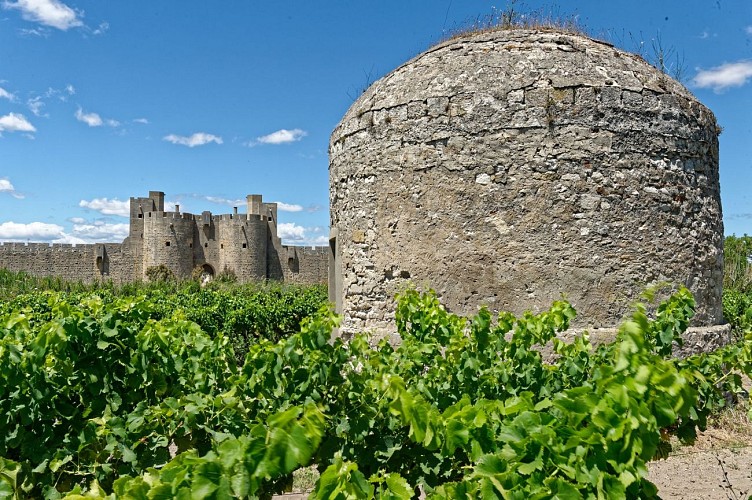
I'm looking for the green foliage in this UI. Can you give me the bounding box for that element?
[145,264,176,283]
[724,234,752,293]
[0,277,328,365]
[1,286,750,498]
[214,268,238,284]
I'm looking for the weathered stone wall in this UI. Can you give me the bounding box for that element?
[214,216,269,281]
[283,246,329,284]
[0,191,329,286]
[0,242,100,281]
[330,29,724,336]
[142,212,195,278]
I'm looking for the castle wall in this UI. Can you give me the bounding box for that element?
[142,212,195,279]
[215,215,268,281]
[0,242,106,282]
[0,191,328,286]
[283,246,328,284]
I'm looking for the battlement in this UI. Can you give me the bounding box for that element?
[0,242,98,252]
[0,190,327,286]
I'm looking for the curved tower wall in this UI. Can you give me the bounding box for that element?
[142,212,195,278]
[329,29,724,335]
[215,216,268,281]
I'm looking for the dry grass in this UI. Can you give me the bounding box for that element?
[669,376,752,456]
[441,1,587,43]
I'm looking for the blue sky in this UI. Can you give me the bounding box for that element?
[0,0,750,246]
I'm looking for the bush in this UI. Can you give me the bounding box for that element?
[724,235,752,293]
[145,264,176,283]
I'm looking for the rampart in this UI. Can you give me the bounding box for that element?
[0,191,328,285]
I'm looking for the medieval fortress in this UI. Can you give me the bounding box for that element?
[0,190,328,284]
[0,28,729,347]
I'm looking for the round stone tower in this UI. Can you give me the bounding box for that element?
[329,29,724,336]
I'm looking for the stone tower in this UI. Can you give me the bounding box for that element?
[329,29,724,336]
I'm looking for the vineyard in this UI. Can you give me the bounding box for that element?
[0,236,751,499]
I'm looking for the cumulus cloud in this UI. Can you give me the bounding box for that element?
[0,87,15,101]
[74,107,102,126]
[0,219,128,244]
[0,221,66,241]
[2,0,83,30]
[0,112,36,134]
[69,220,128,242]
[276,222,328,246]
[0,178,24,199]
[275,201,303,212]
[133,118,149,124]
[277,222,307,241]
[693,60,752,92]
[252,128,307,146]
[163,132,223,147]
[79,197,129,217]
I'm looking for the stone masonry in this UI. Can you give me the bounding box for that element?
[329,29,725,337]
[0,191,328,285]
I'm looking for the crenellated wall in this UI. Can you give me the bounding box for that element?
[0,191,328,285]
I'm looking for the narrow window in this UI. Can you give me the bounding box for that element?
[204,243,208,248]
[137,214,143,218]
[165,241,170,247]
[242,243,247,249]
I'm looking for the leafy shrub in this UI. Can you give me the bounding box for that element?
[724,235,752,293]
[145,264,175,283]
[1,286,750,498]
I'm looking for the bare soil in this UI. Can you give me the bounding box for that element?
[648,426,752,499]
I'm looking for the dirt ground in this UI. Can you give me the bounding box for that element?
[648,409,752,499]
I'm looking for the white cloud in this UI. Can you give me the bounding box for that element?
[0,87,15,101]
[0,219,128,244]
[0,112,36,133]
[91,21,108,35]
[253,128,307,145]
[75,107,102,126]
[277,222,307,241]
[79,198,129,217]
[204,195,245,206]
[3,0,84,31]
[276,223,328,246]
[133,118,149,124]
[69,220,128,242]
[163,132,223,147]
[2,0,83,30]
[65,84,75,95]
[693,60,752,92]
[19,26,48,36]
[27,96,45,116]
[275,201,303,212]
[0,221,65,241]
[0,178,24,199]
[105,118,120,127]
